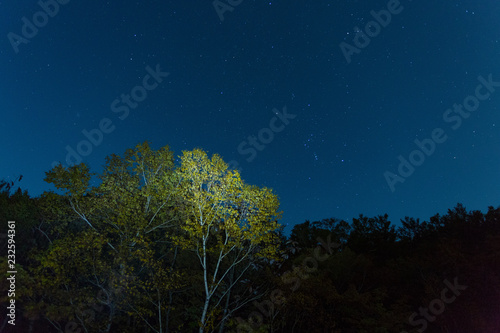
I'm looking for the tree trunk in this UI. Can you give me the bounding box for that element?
[218,266,234,333]
[200,237,210,333]
[199,297,211,333]
[165,246,178,333]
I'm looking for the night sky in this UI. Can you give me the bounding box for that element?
[1,0,499,234]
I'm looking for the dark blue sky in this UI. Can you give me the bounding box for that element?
[1,0,499,233]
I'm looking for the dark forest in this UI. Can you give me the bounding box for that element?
[1,143,499,332]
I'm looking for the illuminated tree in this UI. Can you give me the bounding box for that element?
[174,149,282,333]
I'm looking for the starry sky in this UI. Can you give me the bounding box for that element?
[1,0,499,234]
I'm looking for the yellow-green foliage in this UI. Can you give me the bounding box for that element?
[175,148,282,259]
[38,142,283,332]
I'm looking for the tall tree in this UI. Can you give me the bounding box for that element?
[41,142,185,332]
[173,149,282,333]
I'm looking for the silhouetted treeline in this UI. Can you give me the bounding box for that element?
[1,176,499,332]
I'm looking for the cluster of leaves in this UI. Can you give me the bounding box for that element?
[0,142,283,333]
[1,143,499,333]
